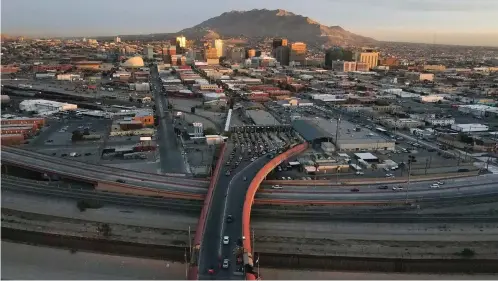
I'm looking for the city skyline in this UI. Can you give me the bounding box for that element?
[2,0,498,47]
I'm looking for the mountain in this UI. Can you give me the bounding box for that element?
[174,9,376,46]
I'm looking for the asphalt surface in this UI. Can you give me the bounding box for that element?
[2,146,208,191]
[150,66,187,174]
[198,145,271,280]
[1,176,202,213]
[257,174,498,201]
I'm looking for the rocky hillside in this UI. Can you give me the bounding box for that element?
[176,9,376,46]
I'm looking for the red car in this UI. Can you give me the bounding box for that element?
[208,268,215,275]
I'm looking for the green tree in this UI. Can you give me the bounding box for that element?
[203,127,217,135]
[71,130,83,142]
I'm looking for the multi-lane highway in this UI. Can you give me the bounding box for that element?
[257,174,498,202]
[150,65,187,174]
[2,176,203,212]
[2,146,208,191]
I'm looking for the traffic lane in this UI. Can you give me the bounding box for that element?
[154,88,186,174]
[215,159,264,280]
[198,145,235,279]
[3,153,206,193]
[259,175,498,193]
[256,182,498,201]
[151,68,185,174]
[2,149,202,186]
[223,157,273,279]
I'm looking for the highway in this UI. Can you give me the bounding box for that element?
[1,176,203,212]
[5,144,498,203]
[256,174,498,202]
[198,145,272,280]
[150,65,187,174]
[2,146,208,192]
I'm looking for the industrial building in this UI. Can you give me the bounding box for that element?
[451,123,489,133]
[245,109,281,126]
[19,100,77,114]
[1,117,46,128]
[292,117,395,151]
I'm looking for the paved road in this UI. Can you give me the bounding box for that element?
[260,174,498,193]
[257,174,498,201]
[198,145,271,280]
[2,147,207,191]
[150,66,187,174]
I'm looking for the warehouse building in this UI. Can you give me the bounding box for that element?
[451,123,489,133]
[19,100,77,114]
[245,109,281,126]
[292,117,395,151]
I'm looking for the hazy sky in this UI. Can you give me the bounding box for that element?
[2,0,498,46]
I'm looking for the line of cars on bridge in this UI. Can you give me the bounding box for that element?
[225,128,301,176]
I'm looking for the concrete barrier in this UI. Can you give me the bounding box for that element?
[242,143,309,280]
[188,143,226,280]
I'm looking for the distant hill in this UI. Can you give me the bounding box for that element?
[173,9,376,47]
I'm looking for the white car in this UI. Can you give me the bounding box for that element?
[437,181,445,185]
[430,183,440,188]
[222,259,229,269]
[355,171,365,175]
[223,236,229,245]
[271,185,283,189]
[392,186,403,191]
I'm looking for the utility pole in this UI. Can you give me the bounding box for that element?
[184,247,188,279]
[188,226,192,256]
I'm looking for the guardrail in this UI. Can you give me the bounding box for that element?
[242,143,309,280]
[188,143,227,280]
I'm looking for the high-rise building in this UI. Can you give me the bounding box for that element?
[144,45,154,59]
[272,38,288,56]
[324,47,354,69]
[246,48,256,58]
[290,42,307,65]
[176,36,186,48]
[272,38,288,49]
[204,47,219,60]
[162,45,176,63]
[230,47,246,63]
[176,36,187,55]
[275,46,290,66]
[114,36,121,43]
[355,48,379,70]
[213,39,224,58]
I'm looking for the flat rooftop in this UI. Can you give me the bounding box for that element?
[246,110,280,126]
[293,117,390,145]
